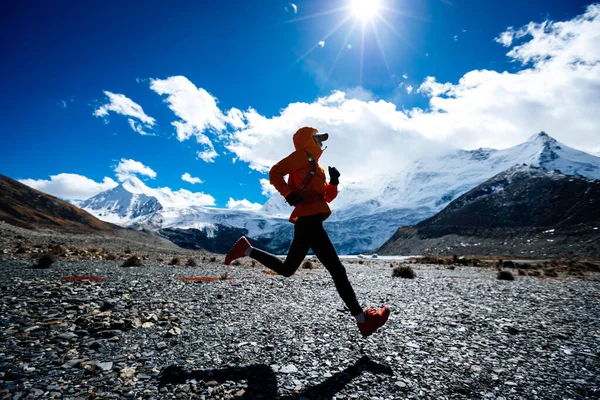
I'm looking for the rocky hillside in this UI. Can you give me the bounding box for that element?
[0,174,116,231]
[0,174,182,253]
[378,165,600,257]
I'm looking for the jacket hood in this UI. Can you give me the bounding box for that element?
[293,126,323,159]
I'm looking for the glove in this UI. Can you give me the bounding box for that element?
[285,192,303,206]
[328,166,340,185]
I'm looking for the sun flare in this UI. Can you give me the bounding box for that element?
[350,0,381,21]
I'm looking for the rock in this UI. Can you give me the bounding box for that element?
[280,364,299,374]
[156,342,168,350]
[165,327,181,337]
[95,330,121,339]
[89,341,104,350]
[61,359,86,369]
[100,301,116,311]
[98,362,113,371]
[57,332,78,340]
[120,367,136,379]
[507,326,520,335]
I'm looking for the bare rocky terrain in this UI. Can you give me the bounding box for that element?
[1,239,599,399]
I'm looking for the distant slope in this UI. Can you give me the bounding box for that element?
[0,174,116,231]
[377,166,600,257]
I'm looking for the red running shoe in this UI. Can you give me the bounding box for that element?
[225,236,251,265]
[357,306,390,337]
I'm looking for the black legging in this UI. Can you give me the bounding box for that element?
[249,214,363,316]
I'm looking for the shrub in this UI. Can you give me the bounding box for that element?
[186,258,197,267]
[220,271,229,280]
[48,244,67,257]
[517,269,526,276]
[358,260,364,265]
[497,270,515,281]
[89,248,99,253]
[447,265,456,270]
[209,256,217,263]
[169,257,180,266]
[392,265,416,279]
[302,260,314,269]
[157,258,164,262]
[124,248,132,254]
[529,270,541,277]
[502,261,516,268]
[544,269,559,277]
[232,260,241,266]
[122,256,142,267]
[15,244,27,254]
[251,260,256,268]
[106,253,117,260]
[35,253,56,268]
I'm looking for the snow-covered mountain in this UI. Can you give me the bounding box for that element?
[321,132,600,252]
[80,183,163,225]
[80,132,600,254]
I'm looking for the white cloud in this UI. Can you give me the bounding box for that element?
[402,73,408,79]
[417,76,455,97]
[318,41,325,48]
[225,91,446,181]
[57,100,67,108]
[223,5,600,181]
[453,35,458,41]
[285,3,297,13]
[197,149,219,163]
[19,174,118,201]
[128,119,154,136]
[114,159,157,182]
[150,75,244,162]
[405,85,413,94]
[260,178,278,197]
[121,176,215,208]
[226,198,263,211]
[182,172,203,184]
[94,91,156,135]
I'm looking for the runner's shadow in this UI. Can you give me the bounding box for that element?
[158,355,393,399]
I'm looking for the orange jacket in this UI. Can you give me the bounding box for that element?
[269,127,338,223]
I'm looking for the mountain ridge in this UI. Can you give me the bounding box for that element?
[377,165,600,257]
[74,132,600,254]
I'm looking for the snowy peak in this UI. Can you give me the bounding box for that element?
[80,183,162,223]
[513,132,600,179]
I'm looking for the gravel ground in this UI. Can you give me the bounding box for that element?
[0,258,599,399]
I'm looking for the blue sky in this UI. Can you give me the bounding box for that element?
[1,0,598,208]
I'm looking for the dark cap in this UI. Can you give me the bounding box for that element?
[312,132,329,141]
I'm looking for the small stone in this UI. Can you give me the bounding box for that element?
[507,327,519,335]
[280,364,298,374]
[57,332,78,340]
[61,359,86,369]
[98,362,113,371]
[142,322,154,328]
[206,381,218,387]
[166,327,181,337]
[157,342,168,350]
[90,341,104,350]
[120,367,136,379]
[504,381,517,386]
[471,365,482,372]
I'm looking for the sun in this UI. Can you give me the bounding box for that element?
[350,0,382,21]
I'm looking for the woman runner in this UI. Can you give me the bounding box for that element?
[225,126,390,337]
